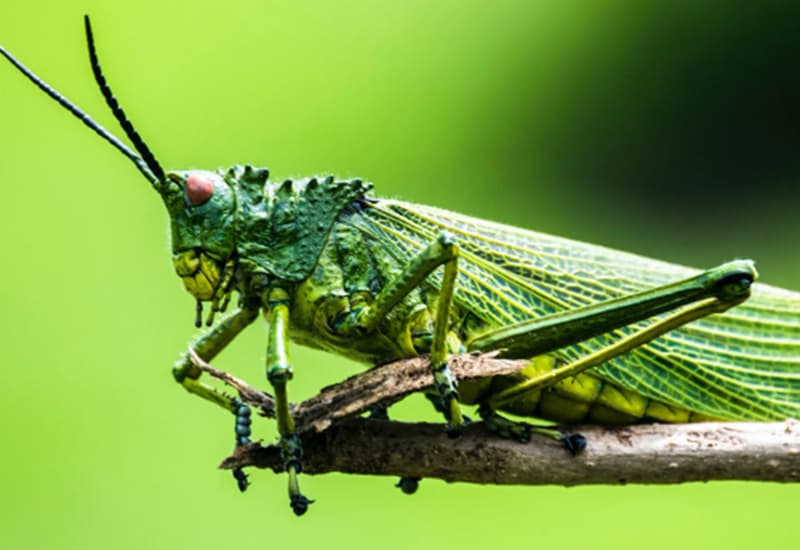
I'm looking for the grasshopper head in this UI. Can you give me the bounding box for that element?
[3,18,377,325]
[162,171,237,304]
[1,18,244,325]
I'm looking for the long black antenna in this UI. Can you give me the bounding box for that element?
[83,15,165,184]
[0,17,162,187]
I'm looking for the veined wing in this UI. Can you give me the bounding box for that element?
[355,199,800,421]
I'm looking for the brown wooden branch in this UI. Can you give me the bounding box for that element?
[222,419,800,484]
[190,351,800,485]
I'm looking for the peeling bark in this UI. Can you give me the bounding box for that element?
[190,351,800,485]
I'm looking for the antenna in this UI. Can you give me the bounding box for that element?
[84,15,166,184]
[0,16,164,187]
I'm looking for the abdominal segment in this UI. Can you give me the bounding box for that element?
[459,355,714,425]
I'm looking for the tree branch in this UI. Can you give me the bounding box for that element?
[189,351,800,485]
[223,419,800,484]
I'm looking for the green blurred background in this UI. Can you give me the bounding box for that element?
[1,1,798,548]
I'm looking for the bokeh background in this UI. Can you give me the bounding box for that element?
[1,1,798,548]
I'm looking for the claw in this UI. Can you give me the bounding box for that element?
[560,432,587,456]
[290,493,314,516]
[395,476,421,495]
[232,468,249,492]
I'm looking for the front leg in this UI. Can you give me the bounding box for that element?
[172,305,260,490]
[264,288,312,516]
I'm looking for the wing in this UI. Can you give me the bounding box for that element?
[355,199,800,421]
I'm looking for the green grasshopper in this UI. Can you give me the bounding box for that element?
[3,17,798,515]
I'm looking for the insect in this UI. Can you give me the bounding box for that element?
[3,16,799,515]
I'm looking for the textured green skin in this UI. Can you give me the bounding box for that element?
[164,166,372,277]
[166,165,799,425]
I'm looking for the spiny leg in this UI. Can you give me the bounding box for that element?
[172,306,260,489]
[429,241,464,434]
[335,232,464,432]
[488,296,748,409]
[468,259,756,358]
[265,288,312,516]
[481,294,749,453]
[470,262,754,453]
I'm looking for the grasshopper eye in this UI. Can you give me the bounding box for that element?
[186,174,213,205]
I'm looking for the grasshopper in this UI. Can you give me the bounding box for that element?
[2,17,798,515]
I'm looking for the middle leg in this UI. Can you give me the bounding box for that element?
[264,287,313,516]
[334,231,465,432]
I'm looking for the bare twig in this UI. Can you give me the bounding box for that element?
[223,419,800,484]
[189,351,800,485]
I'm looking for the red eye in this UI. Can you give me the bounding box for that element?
[186,174,213,205]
